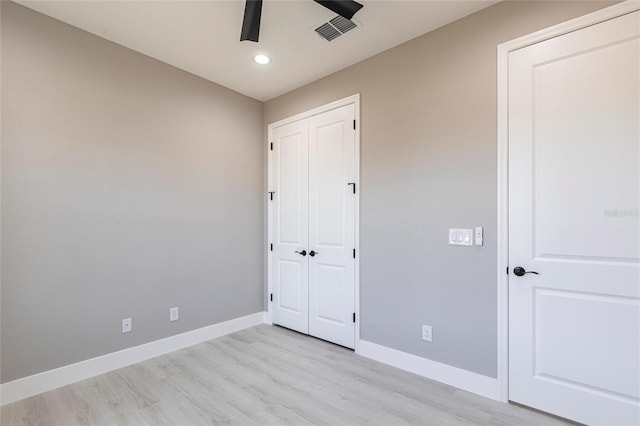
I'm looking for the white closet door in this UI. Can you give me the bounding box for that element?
[308,104,356,349]
[508,11,639,425]
[272,119,310,335]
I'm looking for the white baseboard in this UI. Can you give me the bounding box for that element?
[356,339,501,401]
[0,311,267,406]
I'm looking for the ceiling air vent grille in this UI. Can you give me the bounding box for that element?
[315,16,358,42]
[330,16,357,34]
[315,22,342,41]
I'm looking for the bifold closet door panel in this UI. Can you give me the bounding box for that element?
[308,104,356,349]
[271,119,310,335]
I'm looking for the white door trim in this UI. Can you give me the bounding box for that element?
[266,94,361,349]
[496,0,640,403]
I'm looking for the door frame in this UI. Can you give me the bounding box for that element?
[266,94,361,349]
[496,0,640,403]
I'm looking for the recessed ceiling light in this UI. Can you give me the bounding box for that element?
[254,54,270,65]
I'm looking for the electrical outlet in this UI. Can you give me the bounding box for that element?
[170,307,179,322]
[421,325,433,342]
[122,318,132,333]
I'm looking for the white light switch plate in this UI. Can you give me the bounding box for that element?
[475,226,483,246]
[449,228,473,246]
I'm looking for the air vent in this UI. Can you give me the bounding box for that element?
[315,22,342,41]
[315,16,358,42]
[330,16,357,34]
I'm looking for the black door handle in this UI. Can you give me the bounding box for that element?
[295,250,307,256]
[513,266,539,277]
[309,250,318,257]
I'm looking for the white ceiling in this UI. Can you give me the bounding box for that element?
[16,0,498,101]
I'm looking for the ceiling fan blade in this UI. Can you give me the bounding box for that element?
[313,0,363,20]
[240,0,262,42]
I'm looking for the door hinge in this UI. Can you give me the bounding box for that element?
[353,248,356,259]
[270,142,273,151]
[270,293,273,302]
[268,191,275,200]
[347,182,356,194]
[270,243,273,251]
[353,120,356,130]
[506,266,509,275]
[353,312,356,323]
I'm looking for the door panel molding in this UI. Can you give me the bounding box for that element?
[267,94,360,349]
[496,0,640,408]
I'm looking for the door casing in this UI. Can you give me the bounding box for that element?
[496,0,640,403]
[266,94,361,349]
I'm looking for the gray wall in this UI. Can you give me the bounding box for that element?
[1,0,618,385]
[1,2,264,383]
[264,0,616,378]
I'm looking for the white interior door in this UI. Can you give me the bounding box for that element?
[308,104,356,349]
[272,119,309,335]
[270,100,358,349]
[508,11,640,426]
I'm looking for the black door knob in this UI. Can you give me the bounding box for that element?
[295,250,307,256]
[309,250,317,257]
[513,266,539,277]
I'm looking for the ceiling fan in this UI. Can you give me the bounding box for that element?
[240,0,364,42]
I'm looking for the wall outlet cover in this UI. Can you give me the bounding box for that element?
[421,324,433,342]
[122,318,132,333]
[170,307,179,322]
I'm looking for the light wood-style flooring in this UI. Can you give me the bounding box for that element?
[1,324,571,425]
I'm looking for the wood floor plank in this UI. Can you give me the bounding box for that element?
[1,324,572,425]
